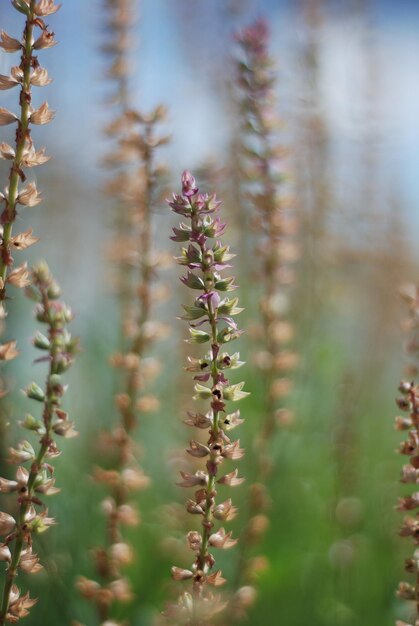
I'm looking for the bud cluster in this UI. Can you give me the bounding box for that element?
[0,263,78,624]
[164,171,248,624]
[0,0,59,315]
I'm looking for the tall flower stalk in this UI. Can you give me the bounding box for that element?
[165,171,248,625]
[0,263,78,625]
[76,107,168,625]
[75,4,169,622]
[395,286,419,626]
[235,18,297,468]
[0,0,58,307]
[295,0,330,327]
[230,19,298,615]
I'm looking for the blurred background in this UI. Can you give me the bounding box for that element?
[1,0,419,624]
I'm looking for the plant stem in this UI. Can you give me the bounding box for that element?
[0,1,35,297]
[0,288,62,623]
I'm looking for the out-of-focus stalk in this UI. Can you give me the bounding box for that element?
[75,2,170,624]
[228,18,298,619]
[0,264,78,625]
[294,0,329,327]
[76,108,168,625]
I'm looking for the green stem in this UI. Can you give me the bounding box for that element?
[192,240,221,620]
[0,1,36,298]
[0,288,60,624]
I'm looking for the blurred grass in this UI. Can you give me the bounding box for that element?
[0,252,411,626]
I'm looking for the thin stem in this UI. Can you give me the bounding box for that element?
[0,292,59,624]
[0,1,36,297]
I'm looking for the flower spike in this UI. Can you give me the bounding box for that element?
[165,172,248,624]
[0,264,78,625]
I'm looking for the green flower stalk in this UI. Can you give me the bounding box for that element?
[0,263,78,625]
[230,18,298,616]
[0,0,59,309]
[165,171,248,625]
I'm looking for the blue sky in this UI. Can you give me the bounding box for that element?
[2,0,418,176]
[8,0,417,350]
[0,0,418,309]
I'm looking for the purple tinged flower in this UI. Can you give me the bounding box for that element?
[213,262,232,271]
[186,244,201,263]
[212,217,227,237]
[207,193,222,212]
[194,193,222,215]
[203,217,227,239]
[190,231,207,247]
[180,272,205,290]
[167,172,248,608]
[189,318,210,329]
[181,170,198,197]
[198,291,220,313]
[219,317,238,331]
[236,19,269,53]
[216,372,228,385]
[195,193,211,211]
[194,373,211,383]
[168,193,192,217]
[171,225,191,242]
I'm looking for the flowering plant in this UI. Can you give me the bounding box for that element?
[165,171,248,624]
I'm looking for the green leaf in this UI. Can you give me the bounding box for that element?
[189,328,210,344]
[181,304,207,321]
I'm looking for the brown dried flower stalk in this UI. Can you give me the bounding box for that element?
[102,0,135,109]
[76,2,168,622]
[229,19,298,615]
[395,286,419,626]
[295,0,330,322]
[101,0,138,337]
[235,17,298,469]
[0,263,78,625]
[0,0,58,308]
[76,108,168,625]
[164,171,248,625]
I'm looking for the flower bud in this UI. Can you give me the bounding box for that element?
[0,512,16,535]
[12,0,30,15]
[0,543,11,562]
[25,382,45,402]
[171,566,193,581]
[33,331,50,350]
[19,414,43,432]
